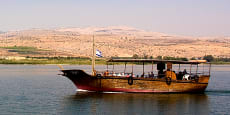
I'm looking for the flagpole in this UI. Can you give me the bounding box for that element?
[92,35,96,76]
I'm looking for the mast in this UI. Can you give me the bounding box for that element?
[92,35,96,76]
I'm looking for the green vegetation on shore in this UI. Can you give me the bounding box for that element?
[210,61,230,64]
[202,55,230,64]
[0,57,106,65]
[1,56,230,65]
[0,46,47,55]
[0,51,230,65]
[131,54,230,64]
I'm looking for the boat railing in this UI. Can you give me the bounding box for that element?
[94,69,210,81]
[95,70,133,77]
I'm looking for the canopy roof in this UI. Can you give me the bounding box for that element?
[107,59,207,64]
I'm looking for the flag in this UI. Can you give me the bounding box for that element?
[96,49,102,57]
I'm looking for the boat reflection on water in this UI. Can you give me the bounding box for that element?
[58,92,209,114]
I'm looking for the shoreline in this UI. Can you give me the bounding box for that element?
[0,59,105,65]
[0,59,230,65]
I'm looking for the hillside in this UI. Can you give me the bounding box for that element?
[0,26,229,59]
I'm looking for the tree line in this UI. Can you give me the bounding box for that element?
[202,55,230,62]
[131,54,230,62]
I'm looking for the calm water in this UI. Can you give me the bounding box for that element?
[0,65,230,115]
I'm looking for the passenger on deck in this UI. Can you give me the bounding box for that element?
[117,73,121,77]
[183,74,190,80]
[104,71,109,76]
[177,71,183,80]
[112,72,116,76]
[148,72,151,78]
[151,72,154,78]
[165,69,177,80]
[183,69,187,74]
[132,74,135,77]
[158,70,165,78]
[141,73,145,78]
[157,62,166,79]
[121,73,125,77]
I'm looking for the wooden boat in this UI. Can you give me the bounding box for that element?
[61,59,211,93]
[60,36,211,93]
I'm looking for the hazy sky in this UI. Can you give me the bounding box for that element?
[0,0,229,36]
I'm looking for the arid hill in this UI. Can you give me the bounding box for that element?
[0,26,229,58]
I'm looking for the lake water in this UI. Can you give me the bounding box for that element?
[0,64,230,115]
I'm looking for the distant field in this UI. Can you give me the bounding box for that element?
[0,57,106,65]
[0,46,46,55]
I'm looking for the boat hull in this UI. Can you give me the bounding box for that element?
[62,70,209,93]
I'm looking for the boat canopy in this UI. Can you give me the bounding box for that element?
[107,59,208,64]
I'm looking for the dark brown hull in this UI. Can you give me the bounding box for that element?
[62,70,210,93]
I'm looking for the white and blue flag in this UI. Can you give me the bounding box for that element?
[96,49,103,57]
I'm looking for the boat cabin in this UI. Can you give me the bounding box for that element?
[94,59,211,81]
